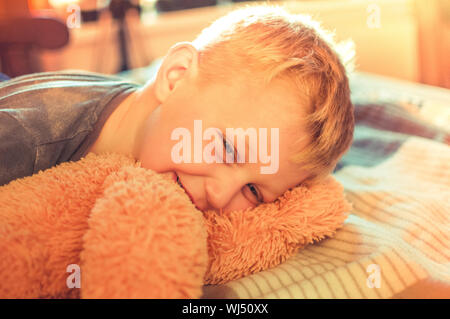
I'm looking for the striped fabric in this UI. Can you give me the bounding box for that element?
[202,73,450,299]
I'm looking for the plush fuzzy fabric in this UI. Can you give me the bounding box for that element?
[0,152,350,298]
[203,175,351,284]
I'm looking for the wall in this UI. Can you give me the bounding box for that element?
[39,0,446,86]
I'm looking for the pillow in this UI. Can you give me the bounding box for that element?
[202,175,351,284]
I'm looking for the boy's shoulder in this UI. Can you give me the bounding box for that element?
[0,70,139,142]
[0,70,140,88]
[0,70,139,176]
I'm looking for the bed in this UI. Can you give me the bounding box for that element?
[119,66,450,299]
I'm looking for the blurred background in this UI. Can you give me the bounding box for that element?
[0,0,449,89]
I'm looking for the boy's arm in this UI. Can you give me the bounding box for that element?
[0,112,36,186]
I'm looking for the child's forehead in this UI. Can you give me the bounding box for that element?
[210,111,301,141]
[185,73,307,143]
[202,78,302,121]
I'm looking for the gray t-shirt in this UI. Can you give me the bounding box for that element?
[0,71,140,186]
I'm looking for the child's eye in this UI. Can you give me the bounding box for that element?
[222,136,238,163]
[223,138,234,155]
[245,183,264,204]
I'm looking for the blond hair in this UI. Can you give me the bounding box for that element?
[192,4,355,185]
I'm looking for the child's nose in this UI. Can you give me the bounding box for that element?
[204,175,246,211]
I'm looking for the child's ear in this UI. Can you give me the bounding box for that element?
[154,42,199,103]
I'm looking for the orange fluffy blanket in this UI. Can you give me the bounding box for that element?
[0,152,350,298]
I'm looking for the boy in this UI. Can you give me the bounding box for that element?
[0,5,354,212]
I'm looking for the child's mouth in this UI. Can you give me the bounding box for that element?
[175,173,195,206]
[176,175,183,188]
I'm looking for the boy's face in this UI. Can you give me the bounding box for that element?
[137,74,311,213]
